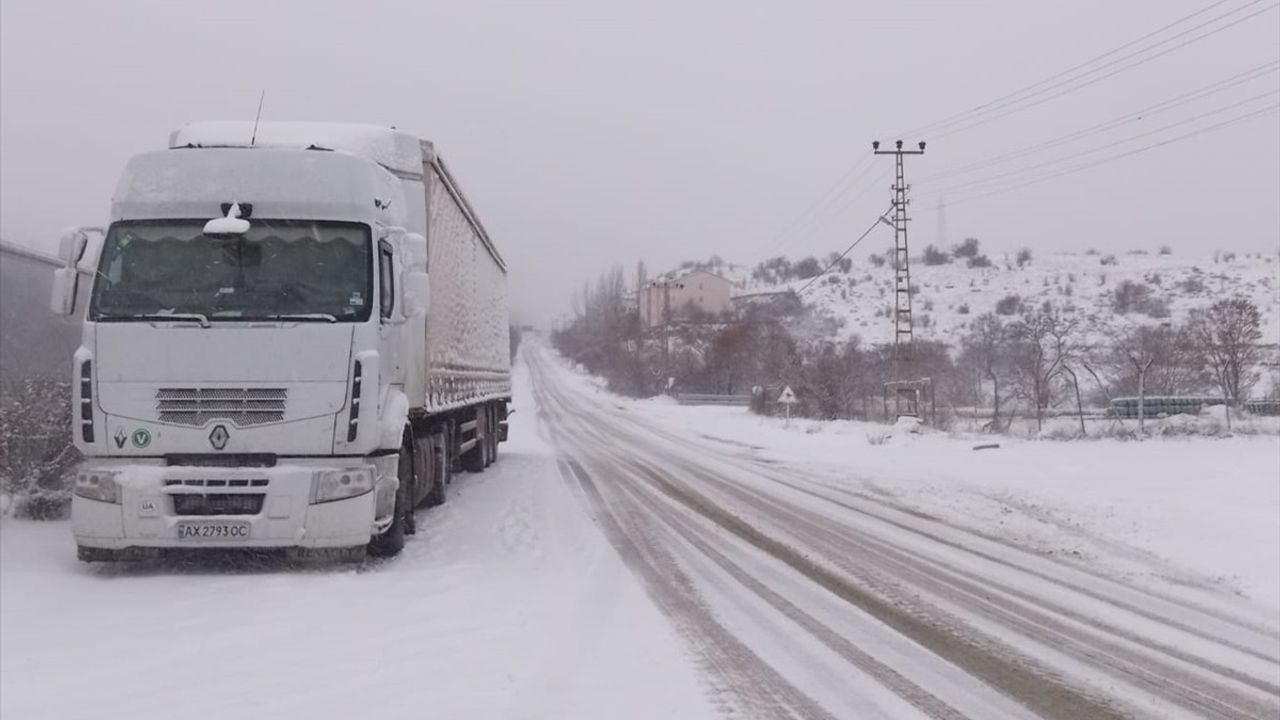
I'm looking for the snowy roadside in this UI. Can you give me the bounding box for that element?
[557,357,1280,612]
[0,359,717,720]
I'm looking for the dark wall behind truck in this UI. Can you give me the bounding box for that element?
[0,243,82,384]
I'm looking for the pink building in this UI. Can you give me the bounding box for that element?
[639,269,733,328]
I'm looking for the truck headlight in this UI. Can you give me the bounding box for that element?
[74,471,120,504]
[312,468,374,504]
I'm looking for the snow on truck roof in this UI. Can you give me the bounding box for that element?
[169,122,431,176]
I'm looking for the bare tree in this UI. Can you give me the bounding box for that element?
[1099,323,1209,433]
[1009,305,1076,433]
[959,313,1009,432]
[1189,297,1263,407]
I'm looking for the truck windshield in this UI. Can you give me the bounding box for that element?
[89,220,372,323]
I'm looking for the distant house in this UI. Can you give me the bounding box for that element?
[639,269,732,328]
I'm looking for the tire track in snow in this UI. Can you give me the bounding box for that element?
[527,346,1280,719]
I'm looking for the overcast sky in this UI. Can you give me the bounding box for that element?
[3,0,1277,323]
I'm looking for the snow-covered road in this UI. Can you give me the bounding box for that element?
[3,344,1278,719]
[525,344,1280,720]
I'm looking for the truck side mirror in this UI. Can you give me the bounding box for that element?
[50,267,79,316]
[58,227,90,266]
[402,272,430,318]
[50,227,96,316]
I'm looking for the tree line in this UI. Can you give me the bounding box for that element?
[554,263,1274,435]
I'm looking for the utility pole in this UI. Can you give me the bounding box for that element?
[873,139,926,359]
[874,139,930,423]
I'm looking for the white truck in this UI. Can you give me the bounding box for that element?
[49,122,511,561]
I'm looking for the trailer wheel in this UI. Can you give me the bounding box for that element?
[425,428,448,507]
[368,433,413,557]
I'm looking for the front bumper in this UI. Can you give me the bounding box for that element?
[72,457,397,551]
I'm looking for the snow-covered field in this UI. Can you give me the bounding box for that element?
[0,360,717,720]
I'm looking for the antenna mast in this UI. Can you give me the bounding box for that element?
[250,90,266,147]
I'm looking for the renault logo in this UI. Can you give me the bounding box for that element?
[209,424,230,450]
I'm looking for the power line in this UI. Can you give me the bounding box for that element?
[923,88,1280,197]
[919,103,1280,210]
[763,164,890,262]
[917,59,1280,185]
[748,152,874,260]
[756,1,1276,275]
[797,206,893,295]
[901,0,1270,139]
[923,1,1279,142]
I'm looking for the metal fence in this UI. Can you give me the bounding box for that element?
[676,393,752,407]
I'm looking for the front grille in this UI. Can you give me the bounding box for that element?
[171,493,265,516]
[156,388,287,426]
[164,478,269,488]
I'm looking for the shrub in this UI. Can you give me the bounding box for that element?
[1159,245,1173,255]
[1,379,78,519]
[794,256,823,279]
[1177,276,1205,294]
[1016,248,1033,267]
[967,254,992,269]
[994,294,1022,315]
[957,302,970,314]
[1111,280,1170,317]
[953,237,981,259]
[1100,254,1118,266]
[923,245,950,266]
[868,253,886,268]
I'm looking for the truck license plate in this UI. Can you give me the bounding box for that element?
[176,521,250,541]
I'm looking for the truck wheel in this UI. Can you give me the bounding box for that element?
[487,406,500,464]
[425,429,448,507]
[77,546,120,563]
[462,408,487,473]
[482,405,495,467]
[368,434,413,557]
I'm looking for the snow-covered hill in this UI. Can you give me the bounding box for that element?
[730,250,1280,347]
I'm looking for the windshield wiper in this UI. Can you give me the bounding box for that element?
[262,313,338,323]
[99,312,211,328]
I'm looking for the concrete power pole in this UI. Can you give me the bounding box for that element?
[872,139,925,359]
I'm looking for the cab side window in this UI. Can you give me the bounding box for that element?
[378,241,394,319]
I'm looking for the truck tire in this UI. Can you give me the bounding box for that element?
[368,433,413,557]
[462,407,487,473]
[77,546,120,563]
[482,405,496,467]
[425,429,448,507]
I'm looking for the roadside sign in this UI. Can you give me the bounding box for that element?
[777,385,797,428]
